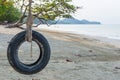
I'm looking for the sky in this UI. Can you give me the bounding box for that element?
[72,0,120,24]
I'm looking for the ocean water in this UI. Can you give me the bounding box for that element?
[38,24,120,40]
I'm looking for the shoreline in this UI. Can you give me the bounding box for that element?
[0,25,120,48]
[37,27,120,48]
[38,24,120,40]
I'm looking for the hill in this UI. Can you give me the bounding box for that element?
[34,17,101,24]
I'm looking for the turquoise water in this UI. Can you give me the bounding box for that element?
[39,24,120,40]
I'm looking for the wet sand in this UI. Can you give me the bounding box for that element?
[0,25,120,80]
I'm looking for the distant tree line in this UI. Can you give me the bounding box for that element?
[0,0,21,24]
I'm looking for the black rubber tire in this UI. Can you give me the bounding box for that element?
[7,30,51,75]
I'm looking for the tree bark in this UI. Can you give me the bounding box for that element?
[25,0,33,42]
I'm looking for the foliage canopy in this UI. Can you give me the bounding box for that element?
[14,0,78,20]
[5,0,79,28]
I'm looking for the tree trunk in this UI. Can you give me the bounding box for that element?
[25,0,33,42]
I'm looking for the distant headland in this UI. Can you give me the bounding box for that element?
[34,17,101,24]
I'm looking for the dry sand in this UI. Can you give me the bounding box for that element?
[0,25,120,80]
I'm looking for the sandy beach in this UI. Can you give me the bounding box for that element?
[0,25,120,80]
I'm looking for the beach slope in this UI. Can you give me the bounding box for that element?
[0,25,120,80]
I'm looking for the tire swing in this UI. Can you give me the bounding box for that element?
[7,0,50,75]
